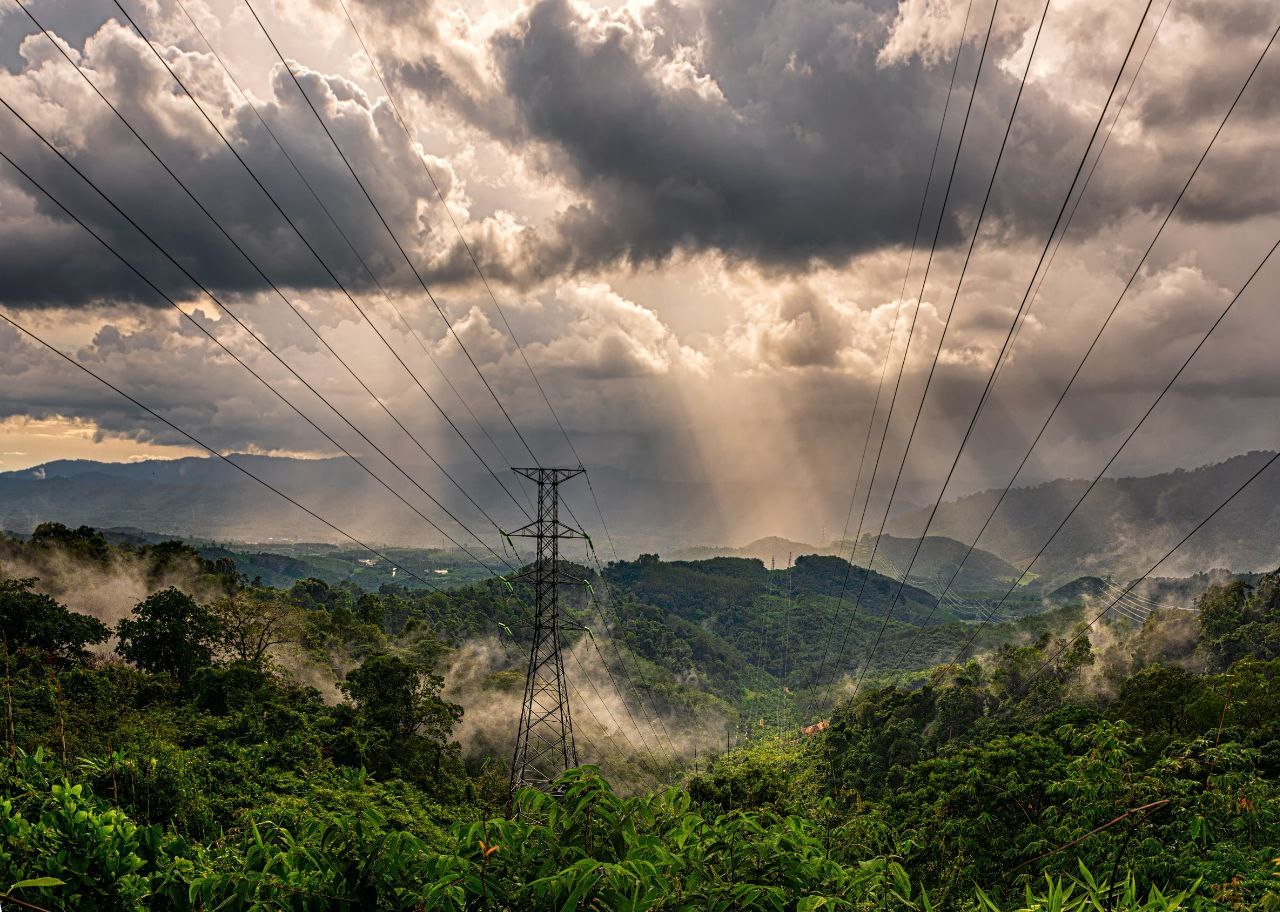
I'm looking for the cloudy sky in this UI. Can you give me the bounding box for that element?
[0,0,1278,545]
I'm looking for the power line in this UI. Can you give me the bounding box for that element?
[841,0,1058,699]
[889,0,1179,676]
[330,0,568,458]
[580,629,667,769]
[234,0,541,471]
[944,19,1280,665]
[331,0,623,566]
[805,0,993,711]
[169,0,535,522]
[1109,583,1195,613]
[1107,600,1150,625]
[11,0,513,560]
[1096,582,1154,621]
[580,473,620,562]
[565,635,657,770]
[566,530,681,759]
[813,0,977,655]
[101,0,524,538]
[991,0,1175,392]
[0,101,518,578]
[357,67,551,472]
[959,227,1280,665]
[836,0,1056,701]
[580,569,679,763]
[848,0,1157,690]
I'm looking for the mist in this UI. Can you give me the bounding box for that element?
[439,632,733,792]
[0,536,220,638]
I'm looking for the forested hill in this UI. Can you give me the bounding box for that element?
[844,533,1022,593]
[667,533,1019,593]
[1,520,1278,909]
[0,525,1039,713]
[606,553,942,624]
[600,551,1060,701]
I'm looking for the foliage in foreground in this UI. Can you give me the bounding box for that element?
[0,757,1256,911]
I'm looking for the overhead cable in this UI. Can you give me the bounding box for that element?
[850,0,1158,691]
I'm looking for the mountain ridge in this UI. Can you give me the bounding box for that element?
[884,451,1280,584]
[5,452,1278,582]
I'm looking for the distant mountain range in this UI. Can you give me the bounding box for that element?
[885,451,1280,585]
[0,456,845,552]
[668,535,818,566]
[0,455,514,547]
[3,452,1278,584]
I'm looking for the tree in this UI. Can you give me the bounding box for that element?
[354,592,387,627]
[28,523,111,565]
[1198,580,1254,669]
[340,653,460,743]
[991,640,1049,701]
[1108,663,1210,737]
[338,653,462,782]
[289,577,356,613]
[215,592,301,666]
[1198,571,1280,670]
[0,577,109,661]
[116,588,224,683]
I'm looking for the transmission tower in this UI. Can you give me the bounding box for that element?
[508,466,588,793]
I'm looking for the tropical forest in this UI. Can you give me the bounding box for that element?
[0,522,1275,910]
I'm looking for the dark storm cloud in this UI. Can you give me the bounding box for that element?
[4,0,1278,304]
[354,0,1280,278]
[0,11,455,308]
[488,0,980,270]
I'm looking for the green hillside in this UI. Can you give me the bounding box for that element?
[667,533,1021,594]
[0,522,1277,910]
[846,532,1023,593]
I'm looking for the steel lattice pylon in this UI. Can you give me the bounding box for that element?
[508,467,587,794]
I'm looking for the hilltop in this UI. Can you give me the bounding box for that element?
[668,533,1022,594]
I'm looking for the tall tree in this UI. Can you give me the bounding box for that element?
[116,587,224,683]
[215,592,300,666]
[0,577,109,661]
